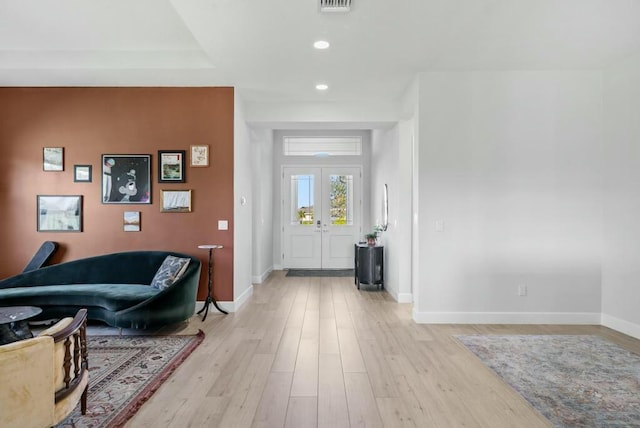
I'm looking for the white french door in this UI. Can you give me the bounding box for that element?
[283,166,361,269]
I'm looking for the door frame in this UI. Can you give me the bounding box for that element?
[281,164,363,269]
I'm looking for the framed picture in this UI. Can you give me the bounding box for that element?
[123,211,141,232]
[43,147,64,171]
[37,195,82,232]
[190,145,209,167]
[160,189,192,213]
[74,165,92,183]
[158,150,186,183]
[102,154,151,204]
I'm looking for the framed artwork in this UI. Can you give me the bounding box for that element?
[74,165,92,183]
[190,145,209,167]
[37,195,82,232]
[160,189,192,213]
[102,154,151,204]
[123,211,141,232]
[158,150,186,183]
[43,147,64,171]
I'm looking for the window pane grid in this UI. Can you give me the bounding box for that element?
[291,175,314,225]
[329,174,353,226]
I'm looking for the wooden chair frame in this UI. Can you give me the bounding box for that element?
[50,308,88,414]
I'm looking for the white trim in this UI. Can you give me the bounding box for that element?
[281,165,363,270]
[252,267,273,284]
[195,285,253,314]
[397,293,413,303]
[601,313,640,340]
[233,284,253,311]
[194,300,233,314]
[384,286,413,303]
[384,286,399,301]
[412,310,601,325]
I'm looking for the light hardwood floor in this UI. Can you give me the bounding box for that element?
[126,271,640,427]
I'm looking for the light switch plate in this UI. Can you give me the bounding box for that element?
[218,220,228,230]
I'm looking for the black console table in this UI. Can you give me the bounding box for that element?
[354,244,384,290]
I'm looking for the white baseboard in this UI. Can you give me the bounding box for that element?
[273,264,283,271]
[233,285,253,311]
[195,285,253,314]
[252,267,273,284]
[413,310,601,325]
[397,293,413,303]
[601,313,640,340]
[194,300,233,314]
[384,286,413,303]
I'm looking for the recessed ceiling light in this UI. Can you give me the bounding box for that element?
[316,83,329,91]
[313,40,330,49]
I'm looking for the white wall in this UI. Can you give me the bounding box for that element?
[251,129,275,283]
[371,125,413,303]
[233,92,254,310]
[414,71,604,324]
[272,129,372,269]
[245,100,399,130]
[371,128,395,295]
[398,118,415,302]
[602,54,640,338]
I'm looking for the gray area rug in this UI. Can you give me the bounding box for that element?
[286,269,354,277]
[456,334,640,427]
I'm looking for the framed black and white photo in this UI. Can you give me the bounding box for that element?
[102,154,151,204]
[74,165,92,182]
[160,189,192,213]
[37,195,82,232]
[43,147,64,171]
[158,150,186,183]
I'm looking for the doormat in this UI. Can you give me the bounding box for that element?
[286,269,354,277]
[56,331,204,428]
[456,334,640,427]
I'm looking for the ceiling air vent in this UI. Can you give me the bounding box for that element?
[320,0,351,13]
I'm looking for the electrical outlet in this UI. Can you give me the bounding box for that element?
[518,284,527,296]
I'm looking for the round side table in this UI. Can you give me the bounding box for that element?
[0,306,42,345]
[196,244,228,321]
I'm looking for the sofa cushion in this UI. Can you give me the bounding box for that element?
[0,284,159,312]
[150,256,190,290]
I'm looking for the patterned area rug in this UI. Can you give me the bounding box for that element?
[456,335,640,427]
[56,331,204,428]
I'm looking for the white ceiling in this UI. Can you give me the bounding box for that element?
[2,0,640,105]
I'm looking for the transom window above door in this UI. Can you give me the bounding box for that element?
[283,136,362,156]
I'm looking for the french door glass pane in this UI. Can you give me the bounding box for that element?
[291,175,314,225]
[329,174,353,225]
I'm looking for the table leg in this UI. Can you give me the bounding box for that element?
[0,321,34,345]
[197,248,228,320]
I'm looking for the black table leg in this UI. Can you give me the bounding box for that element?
[198,247,228,321]
[0,321,33,345]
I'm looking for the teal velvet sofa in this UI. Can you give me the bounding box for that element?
[0,251,201,329]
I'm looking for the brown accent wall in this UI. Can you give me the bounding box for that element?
[0,87,234,301]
